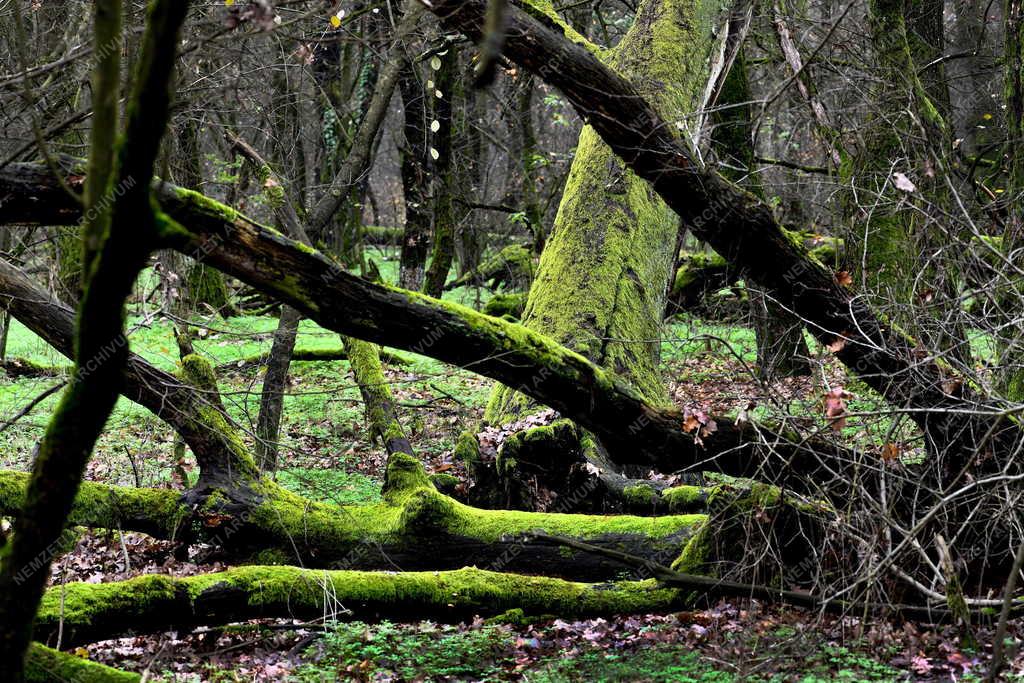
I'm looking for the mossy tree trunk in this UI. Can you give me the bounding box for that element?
[342,337,416,458]
[480,0,746,507]
[0,1,188,677]
[28,566,690,650]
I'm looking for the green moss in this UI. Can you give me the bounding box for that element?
[484,607,533,626]
[0,471,188,539]
[248,548,291,565]
[186,262,234,315]
[37,565,690,631]
[173,185,239,223]
[623,484,656,507]
[483,292,527,319]
[671,520,712,574]
[518,0,603,54]
[343,337,410,453]
[661,485,706,513]
[37,573,180,630]
[26,644,139,683]
[382,453,435,503]
[454,430,481,467]
[179,353,218,392]
[429,473,459,495]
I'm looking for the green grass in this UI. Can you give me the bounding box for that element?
[527,648,737,682]
[293,620,517,682]
[276,468,381,506]
[289,620,906,682]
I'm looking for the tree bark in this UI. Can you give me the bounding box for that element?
[422,50,458,298]
[255,305,301,471]
[398,60,431,290]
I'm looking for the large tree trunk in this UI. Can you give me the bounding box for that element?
[477,0,749,507]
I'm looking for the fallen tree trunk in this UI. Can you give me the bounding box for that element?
[0,358,68,379]
[216,346,411,373]
[0,166,861,486]
[0,453,704,581]
[29,566,690,649]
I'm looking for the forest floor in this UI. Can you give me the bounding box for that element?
[0,247,1019,681]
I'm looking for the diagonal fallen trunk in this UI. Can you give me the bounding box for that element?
[0,163,857,485]
[0,256,260,491]
[422,0,1021,480]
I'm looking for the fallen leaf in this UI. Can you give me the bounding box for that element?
[893,172,917,193]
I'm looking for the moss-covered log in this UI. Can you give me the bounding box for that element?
[0,358,69,379]
[482,292,528,320]
[29,566,690,649]
[0,453,705,582]
[443,244,536,292]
